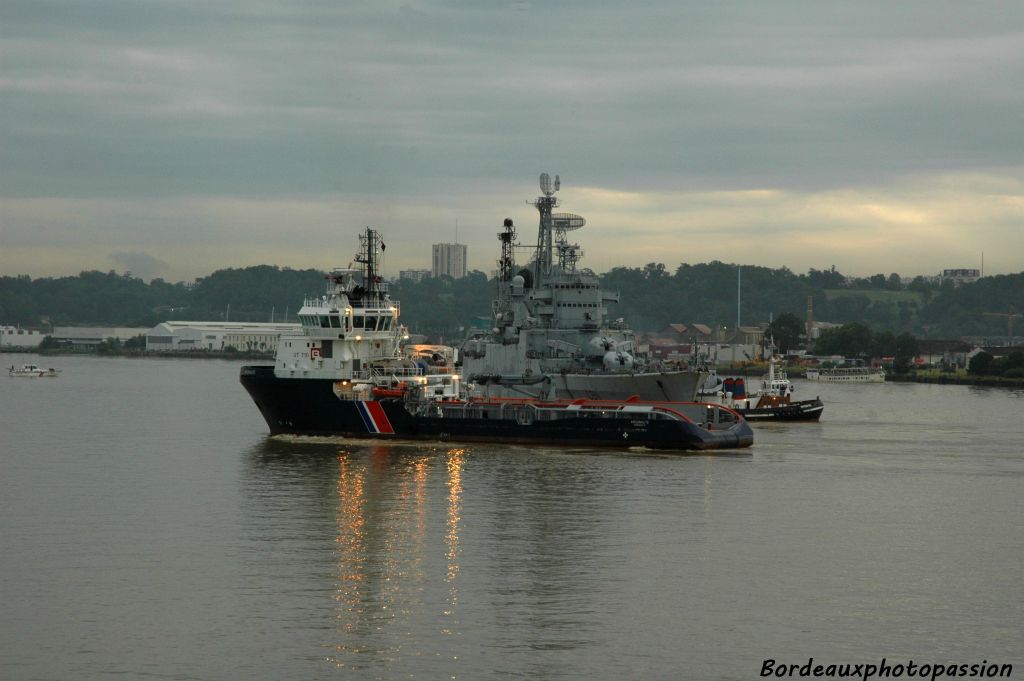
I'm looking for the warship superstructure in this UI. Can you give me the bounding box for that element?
[462,174,705,401]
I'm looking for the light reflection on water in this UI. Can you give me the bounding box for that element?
[1,355,1022,681]
[444,448,464,624]
[233,380,1024,680]
[294,444,469,677]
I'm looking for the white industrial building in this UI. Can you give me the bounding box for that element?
[146,321,300,352]
[1,325,46,348]
[52,326,151,349]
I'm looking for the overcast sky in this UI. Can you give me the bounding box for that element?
[2,1,1022,282]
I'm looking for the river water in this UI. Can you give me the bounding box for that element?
[1,354,1021,680]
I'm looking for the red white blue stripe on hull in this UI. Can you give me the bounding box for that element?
[355,400,395,434]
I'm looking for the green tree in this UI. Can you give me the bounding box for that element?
[968,351,994,375]
[803,267,846,289]
[893,333,919,374]
[124,334,147,350]
[96,337,122,356]
[870,331,897,359]
[1002,352,1024,378]
[814,322,875,358]
[828,294,872,323]
[766,313,805,353]
[907,276,935,295]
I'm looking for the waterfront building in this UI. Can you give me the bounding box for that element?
[51,326,151,349]
[915,340,973,368]
[146,321,300,352]
[0,325,45,348]
[399,269,431,283]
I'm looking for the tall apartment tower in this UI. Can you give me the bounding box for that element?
[432,243,467,279]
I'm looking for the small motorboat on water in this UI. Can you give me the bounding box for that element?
[8,364,60,377]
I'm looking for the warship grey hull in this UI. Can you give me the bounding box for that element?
[464,174,705,403]
[470,370,703,401]
[557,371,702,401]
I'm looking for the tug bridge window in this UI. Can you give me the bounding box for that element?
[351,313,393,331]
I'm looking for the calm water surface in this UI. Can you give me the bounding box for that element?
[1,354,1021,680]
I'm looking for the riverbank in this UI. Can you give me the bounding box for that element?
[713,363,1024,389]
[887,373,1024,389]
[8,349,1023,388]
[3,348,273,361]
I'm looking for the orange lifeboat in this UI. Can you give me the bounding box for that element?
[372,382,408,399]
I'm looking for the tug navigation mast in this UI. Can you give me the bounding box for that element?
[352,227,387,303]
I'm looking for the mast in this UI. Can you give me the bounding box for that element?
[534,172,559,280]
[498,218,516,281]
[354,226,387,304]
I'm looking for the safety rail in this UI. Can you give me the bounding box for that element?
[425,398,741,429]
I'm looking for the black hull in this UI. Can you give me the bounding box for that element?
[736,398,824,422]
[240,365,752,451]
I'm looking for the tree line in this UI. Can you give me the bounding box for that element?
[968,351,1024,378]
[2,264,1021,344]
[810,322,920,373]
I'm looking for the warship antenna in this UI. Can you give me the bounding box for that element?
[534,172,560,278]
[552,212,586,271]
[497,217,517,281]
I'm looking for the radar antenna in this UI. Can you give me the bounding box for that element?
[534,172,561,276]
[551,213,585,272]
[539,172,555,197]
[552,213,585,232]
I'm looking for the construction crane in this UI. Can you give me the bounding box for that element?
[983,311,1020,344]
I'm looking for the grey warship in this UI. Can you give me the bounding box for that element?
[462,174,706,401]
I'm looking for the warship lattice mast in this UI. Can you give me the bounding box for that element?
[534,172,559,280]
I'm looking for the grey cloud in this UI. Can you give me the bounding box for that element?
[1,0,1022,279]
[108,251,170,281]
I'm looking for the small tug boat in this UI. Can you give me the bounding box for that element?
[706,356,823,422]
[8,364,60,378]
[240,228,753,452]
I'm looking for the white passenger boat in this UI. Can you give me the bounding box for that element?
[805,366,885,383]
[8,364,60,377]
